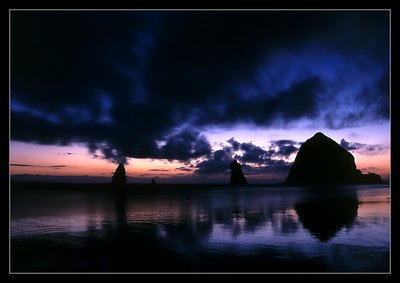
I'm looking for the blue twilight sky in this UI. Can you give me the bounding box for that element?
[10,10,390,183]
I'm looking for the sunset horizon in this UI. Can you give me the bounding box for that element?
[10,127,390,184]
[10,10,390,184]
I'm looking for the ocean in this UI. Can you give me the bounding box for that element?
[10,183,390,273]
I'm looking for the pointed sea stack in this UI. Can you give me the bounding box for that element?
[285,132,384,185]
[112,163,127,185]
[230,160,247,185]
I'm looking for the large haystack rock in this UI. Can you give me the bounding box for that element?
[285,132,384,185]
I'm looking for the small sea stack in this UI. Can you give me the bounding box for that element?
[230,160,247,185]
[112,163,127,185]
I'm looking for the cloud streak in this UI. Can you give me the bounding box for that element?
[10,164,67,168]
[340,139,388,155]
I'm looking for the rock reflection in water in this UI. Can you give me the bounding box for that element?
[294,189,358,242]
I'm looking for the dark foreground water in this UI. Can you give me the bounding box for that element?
[10,183,390,273]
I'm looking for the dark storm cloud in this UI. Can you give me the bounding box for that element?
[12,12,138,110]
[227,137,299,163]
[194,138,299,175]
[270,140,299,158]
[194,148,232,175]
[11,11,389,163]
[340,139,364,151]
[340,139,387,155]
[227,137,240,151]
[157,130,212,161]
[190,76,324,127]
[239,142,273,164]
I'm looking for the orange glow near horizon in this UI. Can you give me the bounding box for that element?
[10,141,193,179]
[10,139,390,182]
[352,151,390,180]
[10,142,116,176]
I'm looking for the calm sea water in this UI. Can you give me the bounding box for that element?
[10,184,390,273]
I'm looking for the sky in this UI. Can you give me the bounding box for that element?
[10,10,390,183]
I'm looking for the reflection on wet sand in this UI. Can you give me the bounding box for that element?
[11,185,389,272]
[294,194,358,242]
[109,187,361,244]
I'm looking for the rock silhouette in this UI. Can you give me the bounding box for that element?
[112,163,127,184]
[285,132,384,185]
[230,160,247,185]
